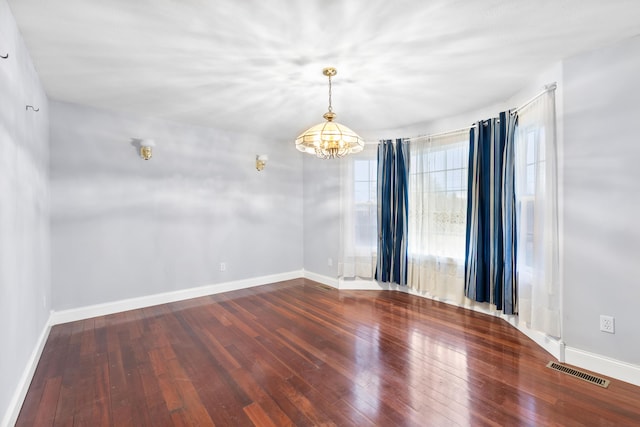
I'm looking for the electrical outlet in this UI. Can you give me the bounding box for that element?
[328,258,333,267]
[220,262,226,272]
[600,315,615,334]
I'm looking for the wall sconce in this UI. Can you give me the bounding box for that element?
[140,139,155,160]
[256,154,268,171]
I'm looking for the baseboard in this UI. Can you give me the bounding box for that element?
[337,278,384,290]
[565,346,640,387]
[2,312,53,427]
[50,270,304,325]
[304,274,393,291]
[302,270,339,289]
[501,316,565,361]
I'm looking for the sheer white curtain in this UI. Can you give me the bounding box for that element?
[407,131,469,303]
[515,89,561,337]
[340,144,378,280]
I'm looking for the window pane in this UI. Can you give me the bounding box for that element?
[431,151,446,171]
[526,134,536,163]
[420,153,429,171]
[526,165,535,195]
[409,138,469,260]
[355,182,369,203]
[355,205,377,246]
[447,169,463,191]
[351,158,377,249]
[354,160,369,181]
[447,146,463,169]
[431,171,446,191]
[369,161,377,180]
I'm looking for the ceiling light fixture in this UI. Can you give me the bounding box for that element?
[140,139,155,160]
[256,154,268,171]
[295,67,364,159]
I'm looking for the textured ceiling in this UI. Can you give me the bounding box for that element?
[7,0,640,141]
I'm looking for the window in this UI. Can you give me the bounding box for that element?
[514,89,560,337]
[353,159,377,249]
[408,136,469,260]
[340,145,378,280]
[406,132,469,302]
[517,125,546,269]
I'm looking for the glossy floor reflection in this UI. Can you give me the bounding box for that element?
[17,279,640,426]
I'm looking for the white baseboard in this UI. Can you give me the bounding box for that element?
[302,270,339,289]
[337,278,385,290]
[50,270,304,325]
[504,317,565,362]
[2,312,53,427]
[565,347,640,387]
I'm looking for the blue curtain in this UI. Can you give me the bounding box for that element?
[464,111,518,314]
[376,139,409,285]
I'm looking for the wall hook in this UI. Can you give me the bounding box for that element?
[1,53,8,59]
[26,105,39,112]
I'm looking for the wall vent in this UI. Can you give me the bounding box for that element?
[546,361,610,388]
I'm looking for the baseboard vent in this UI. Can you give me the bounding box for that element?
[546,361,610,388]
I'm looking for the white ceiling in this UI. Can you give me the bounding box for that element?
[7,0,640,141]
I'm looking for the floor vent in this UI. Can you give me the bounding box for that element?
[546,361,610,388]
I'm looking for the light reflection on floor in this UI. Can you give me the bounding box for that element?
[409,328,470,425]
[351,324,381,418]
[347,315,472,424]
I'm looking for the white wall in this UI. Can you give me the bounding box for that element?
[562,35,640,366]
[0,1,50,424]
[50,101,303,310]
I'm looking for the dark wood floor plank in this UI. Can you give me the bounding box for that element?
[230,367,295,427]
[25,376,61,427]
[15,279,640,426]
[243,402,278,427]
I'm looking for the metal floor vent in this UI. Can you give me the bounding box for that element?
[546,361,610,388]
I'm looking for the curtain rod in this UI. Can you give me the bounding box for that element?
[407,82,557,142]
[513,82,557,113]
[407,126,473,142]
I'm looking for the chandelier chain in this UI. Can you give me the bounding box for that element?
[327,74,333,113]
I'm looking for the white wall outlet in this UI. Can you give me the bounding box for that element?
[220,262,226,272]
[600,315,615,334]
[328,258,333,267]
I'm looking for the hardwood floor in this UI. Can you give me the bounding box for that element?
[16,279,640,426]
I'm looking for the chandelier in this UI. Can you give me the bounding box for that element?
[295,67,364,159]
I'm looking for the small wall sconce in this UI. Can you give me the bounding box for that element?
[140,139,155,160]
[256,154,268,171]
